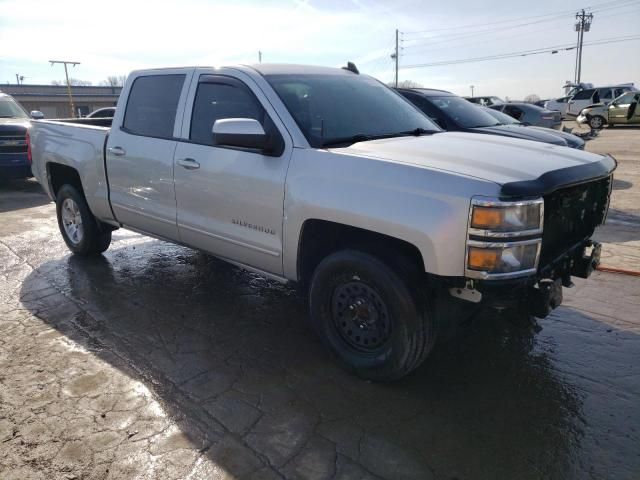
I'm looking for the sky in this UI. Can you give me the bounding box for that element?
[0,0,638,100]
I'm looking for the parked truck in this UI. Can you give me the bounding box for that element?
[0,92,43,179]
[29,64,615,380]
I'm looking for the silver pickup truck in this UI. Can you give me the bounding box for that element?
[30,64,615,380]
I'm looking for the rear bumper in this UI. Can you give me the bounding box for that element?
[0,153,31,179]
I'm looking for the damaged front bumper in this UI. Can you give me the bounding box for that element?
[454,239,602,318]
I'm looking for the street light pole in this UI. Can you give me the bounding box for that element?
[470,85,475,97]
[49,60,80,118]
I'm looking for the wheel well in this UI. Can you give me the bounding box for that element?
[297,219,425,286]
[48,163,83,198]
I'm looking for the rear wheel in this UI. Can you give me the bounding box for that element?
[589,115,605,130]
[309,250,435,381]
[56,184,112,255]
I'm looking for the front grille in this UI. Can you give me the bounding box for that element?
[540,176,611,267]
[0,131,27,154]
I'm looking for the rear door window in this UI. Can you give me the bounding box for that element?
[504,105,524,120]
[600,89,613,100]
[572,89,594,100]
[123,74,185,138]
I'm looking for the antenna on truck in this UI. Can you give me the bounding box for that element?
[342,62,359,74]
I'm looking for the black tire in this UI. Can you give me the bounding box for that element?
[309,250,435,381]
[589,115,606,130]
[56,184,112,255]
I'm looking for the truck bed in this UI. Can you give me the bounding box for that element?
[30,118,115,223]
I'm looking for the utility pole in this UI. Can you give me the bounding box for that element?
[574,10,593,84]
[470,85,475,97]
[49,60,80,118]
[393,29,399,87]
[15,74,20,85]
[258,51,262,63]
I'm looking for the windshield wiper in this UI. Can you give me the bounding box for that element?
[322,133,386,148]
[322,128,434,148]
[396,127,433,136]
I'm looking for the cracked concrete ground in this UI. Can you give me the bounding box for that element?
[1,126,639,479]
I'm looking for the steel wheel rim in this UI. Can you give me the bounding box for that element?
[61,198,84,245]
[591,117,603,129]
[331,281,392,352]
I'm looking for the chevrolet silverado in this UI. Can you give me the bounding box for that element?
[29,64,615,380]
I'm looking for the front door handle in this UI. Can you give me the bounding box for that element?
[108,146,126,156]
[177,158,200,170]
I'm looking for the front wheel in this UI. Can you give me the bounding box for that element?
[589,115,606,130]
[56,184,112,255]
[309,250,435,381]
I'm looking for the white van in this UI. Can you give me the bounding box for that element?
[566,84,637,117]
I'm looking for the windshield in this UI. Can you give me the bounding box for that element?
[484,107,520,125]
[0,97,29,119]
[264,73,439,147]
[429,95,500,128]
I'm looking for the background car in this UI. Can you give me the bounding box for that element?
[86,107,116,118]
[464,95,505,106]
[566,85,636,117]
[484,106,585,149]
[577,91,640,129]
[0,92,43,179]
[544,96,571,117]
[397,88,573,148]
[490,102,562,130]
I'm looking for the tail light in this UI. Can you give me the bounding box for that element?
[26,130,32,165]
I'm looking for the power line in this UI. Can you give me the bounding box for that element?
[402,14,570,46]
[401,35,640,69]
[400,3,637,57]
[401,0,637,35]
[400,0,638,49]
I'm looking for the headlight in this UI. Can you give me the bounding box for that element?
[466,197,544,279]
[467,241,540,274]
[470,198,543,235]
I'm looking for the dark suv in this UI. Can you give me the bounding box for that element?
[0,93,34,179]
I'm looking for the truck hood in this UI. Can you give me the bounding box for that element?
[332,131,613,194]
[468,124,567,146]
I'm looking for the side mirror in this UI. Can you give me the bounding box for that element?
[30,110,44,120]
[212,118,268,151]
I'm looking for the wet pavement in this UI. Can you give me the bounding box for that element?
[1,127,640,479]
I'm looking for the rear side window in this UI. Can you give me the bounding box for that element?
[504,105,524,120]
[190,81,264,145]
[123,74,185,138]
[572,89,594,100]
[600,89,613,100]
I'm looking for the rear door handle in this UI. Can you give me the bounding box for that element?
[108,146,126,156]
[177,158,200,170]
